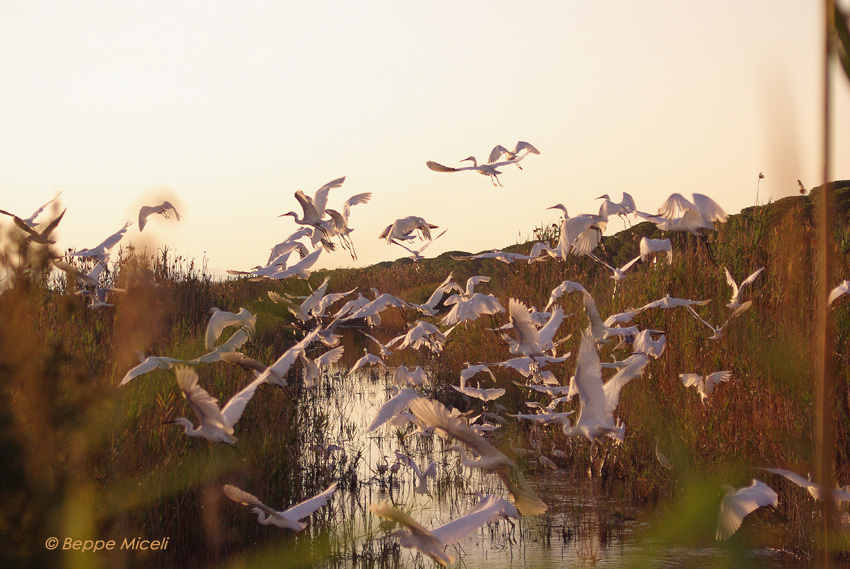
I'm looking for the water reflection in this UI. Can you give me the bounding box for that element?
[289,335,796,569]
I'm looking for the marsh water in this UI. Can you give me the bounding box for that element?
[277,328,799,569]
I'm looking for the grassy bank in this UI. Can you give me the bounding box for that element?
[3,184,850,567]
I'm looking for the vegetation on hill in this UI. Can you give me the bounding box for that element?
[3,182,850,566]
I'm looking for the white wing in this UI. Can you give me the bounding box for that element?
[716,480,777,540]
[175,367,230,432]
[362,388,422,433]
[221,375,266,429]
[283,482,338,521]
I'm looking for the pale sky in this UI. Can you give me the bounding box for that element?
[2,2,850,274]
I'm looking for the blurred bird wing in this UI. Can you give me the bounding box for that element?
[716,480,777,541]
[283,482,338,521]
[760,467,818,490]
[679,373,703,389]
[176,367,230,431]
[515,140,540,155]
[363,388,422,433]
[223,485,279,517]
[431,494,516,545]
[316,346,345,366]
[704,371,732,393]
[488,145,510,163]
[311,176,346,218]
[657,193,696,219]
[828,280,850,305]
[692,193,728,222]
[221,375,266,429]
[620,255,642,273]
[509,298,540,352]
[602,354,650,415]
[408,397,503,460]
[573,330,607,422]
[741,267,765,288]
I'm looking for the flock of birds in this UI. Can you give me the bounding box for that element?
[4,141,850,565]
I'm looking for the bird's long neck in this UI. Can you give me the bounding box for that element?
[453,446,480,468]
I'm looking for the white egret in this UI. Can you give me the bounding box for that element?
[349,349,387,372]
[657,193,728,223]
[387,320,452,354]
[205,307,256,349]
[680,371,732,403]
[392,229,447,262]
[561,330,627,444]
[224,482,338,531]
[53,259,104,287]
[716,480,778,541]
[392,365,429,387]
[588,253,642,282]
[9,207,66,245]
[440,276,504,326]
[639,237,673,264]
[325,191,372,259]
[379,216,439,243]
[426,156,520,187]
[219,351,269,376]
[412,273,455,316]
[260,248,323,281]
[257,327,322,386]
[597,192,637,220]
[279,176,345,228]
[168,366,264,444]
[759,467,850,502]
[0,192,62,227]
[362,388,422,434]
[370,495,518,566]
[505,298,565,356]
[192,329,252,364]
[343,292,409,325]
[461,363,497,383]
[544,280,586,311]
[632,330,667,358]
[641,295,711,311]
[451,249,536,264]
[408,396,547,515]
[138,201,180,231]
[300,346,345,388]
[724,266,764,309]
[452,377,506,402]
[394,452,438,494]
[685,301,752,340]
[119,354,184,386]
[69,221,132,263]
[488,141,540,168]
[547,205,607,258]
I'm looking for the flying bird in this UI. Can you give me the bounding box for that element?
[224,482,337,531]
[370,495,518,566]
[408,396,547,515]
[138,201,180,231]
[167,366,264,444]
[488,141,541,169]
[69,221,132,264]
[680,371,732,403]
[205,307,256,349]
[716,480,778,541]
[724,266,764,309]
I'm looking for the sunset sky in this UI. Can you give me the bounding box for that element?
[2,2,850,274]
